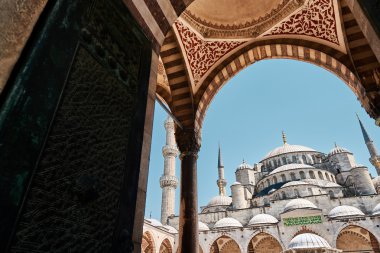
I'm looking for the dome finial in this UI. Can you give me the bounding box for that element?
[334,142,338,148]
[282,130,287,144]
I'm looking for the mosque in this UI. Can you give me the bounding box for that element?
[142,116,380,253]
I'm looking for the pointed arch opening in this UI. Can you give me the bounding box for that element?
[142,231,156,253]
[248,232,283,253]
[159,238,173,253]
[336,225,380,253]
[210,235,241,253]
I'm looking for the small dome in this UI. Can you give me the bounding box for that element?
[214,217,243,228]
[262,143,316,161]
[281,181,310,188]
[289,233,331,249]
[248,214,278,226]
[163,225,177,233]
[237,161,252,170]
[373,203,380,216]
[329,146,351,156]
[146,218,163,227]
[199,221,210,231]
[328,205,365,218]
[373,176,380,188]
[270,164,314,175]
[207,195,232,207]
[231,181,241,186]
[284,199,317,212]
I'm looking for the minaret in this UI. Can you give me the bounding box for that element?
[357,114,380,175]
[217,144,227,196]
[160,116,179,224]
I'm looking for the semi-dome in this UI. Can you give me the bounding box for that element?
[288,233,331,249]
[248,214,278,226]
[270,164,314,175]
[329,146,351,156]
[328,205,365,218]
[199,221,210,231]
[373,203,380,216]
[284,198,318,212]
[163,225,178,233]
[146,218,163,227]
[262,143,316,161]
[237,161,252,170]
[302,179,341,188]
[214,217,243,228]
[207,195,232,206]
[281,181,309,188]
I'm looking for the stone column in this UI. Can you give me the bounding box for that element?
[175,128,201,253]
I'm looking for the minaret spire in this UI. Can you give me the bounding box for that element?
[217,144,227,196]
[160,116,179,224]
[356,114,380,175]
[282,131,287,144]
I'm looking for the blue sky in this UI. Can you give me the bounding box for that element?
[145,59,380,220]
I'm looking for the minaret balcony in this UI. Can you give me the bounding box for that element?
[162,145,179,156]
[160,175,179,188]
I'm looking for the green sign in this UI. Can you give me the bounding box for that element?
[284,215,322,226]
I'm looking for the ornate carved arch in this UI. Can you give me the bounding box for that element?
[194,43,372,131]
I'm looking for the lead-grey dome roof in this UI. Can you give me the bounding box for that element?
[288,233,331,249]
[262,143,316,161]
[207,195,232,207]
[270,164,314,175]
[214,217,243,228]
[248,214,278,226]
[284,198,318,212]
[328,205,365,218]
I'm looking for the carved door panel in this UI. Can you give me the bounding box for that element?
[0,0,151,252]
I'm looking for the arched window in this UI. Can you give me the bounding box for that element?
[318,171,323,179]
[325,172,329,180]
[332,176,336,183]
[312,155,317,163]
[273,176,278,184]
[300,171,306,179]
[294,189,299,197]
[281,191,286,199]
[266,179,270,187]
[281,174,286,182]
[290,172,296,180]
[328,190,334,198]
[309,171,316,179]
[302,155,307,164]
[273,160,277,167]
[282,157,287,164]
[292,156,297,163]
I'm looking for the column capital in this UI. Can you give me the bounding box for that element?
[175,128,201,157]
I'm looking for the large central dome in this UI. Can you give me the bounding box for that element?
[262,143,317,161]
